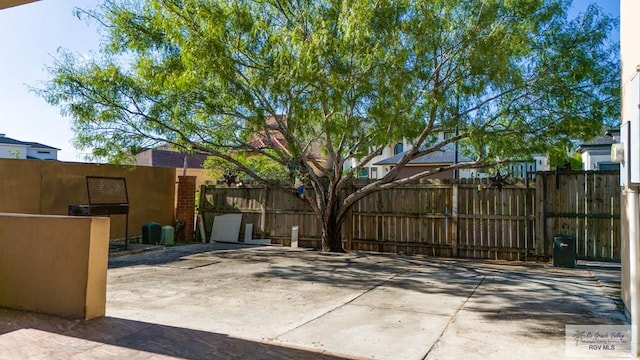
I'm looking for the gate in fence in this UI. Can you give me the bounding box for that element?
[536,170,620,261]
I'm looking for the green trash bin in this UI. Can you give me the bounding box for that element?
[553,235,576,268]
[142,222,162,244]
[161,225,174,246]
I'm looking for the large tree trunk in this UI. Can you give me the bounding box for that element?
[321,211,345,252]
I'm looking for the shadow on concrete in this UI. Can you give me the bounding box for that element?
[105,244,627,342]
[216,248,628,336]
[0,307,352,359]
[108,242,262,269]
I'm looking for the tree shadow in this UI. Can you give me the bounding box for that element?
[106,245,627,343]
[0,307,351,359]
[108,242,264,269]
[222,248,628,337]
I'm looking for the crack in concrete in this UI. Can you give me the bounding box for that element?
[271,269,410,341]
[422,274,487,360]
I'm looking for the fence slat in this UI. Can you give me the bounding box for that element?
[199,172,620,261]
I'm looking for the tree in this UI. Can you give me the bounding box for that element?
[39,0,619,252]
[204,150,291,182]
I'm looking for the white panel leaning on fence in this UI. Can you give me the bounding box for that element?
[244,223,271,245]
[209,214,243,243]
[209,214,272,245]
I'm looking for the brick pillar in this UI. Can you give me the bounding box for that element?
[176,176,197,242]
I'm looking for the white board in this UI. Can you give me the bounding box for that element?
[291,226,299,248]
[210,214,243,243]
[244,223,253,242]
[245,238,271,245]
[197,215,206,243]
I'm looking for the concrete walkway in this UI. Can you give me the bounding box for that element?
[0,244,628,359]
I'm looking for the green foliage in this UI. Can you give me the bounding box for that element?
[38,0,620,250]
[7,150,21,159]
[41,0,619,166]
[205,151,290,181]
[548,141,582,170]
[567,152,584,170]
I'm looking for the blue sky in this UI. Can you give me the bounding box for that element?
[0,0,621,162]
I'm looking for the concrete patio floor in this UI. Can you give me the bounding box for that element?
[0,243,629,359]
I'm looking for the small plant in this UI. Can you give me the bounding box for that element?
[7,149,21,159]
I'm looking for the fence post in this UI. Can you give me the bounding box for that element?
[451,183,459,257]
[259,185,269,239]
[535,173,547,257]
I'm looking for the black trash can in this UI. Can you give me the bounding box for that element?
[142,222,162,244]
[553,235,576,268]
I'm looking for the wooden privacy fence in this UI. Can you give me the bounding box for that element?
[536,170,621,261]
[199,171,620,261]
[345,181,536,260]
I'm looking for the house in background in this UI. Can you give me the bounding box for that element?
[135,146,214,189]
[576,129,620,171]
[351,139,412,179]
[507,154,551,180]
[354,130,555,180]
[0,134,59,160]
[372,144,486,179]
[353,131,490,180]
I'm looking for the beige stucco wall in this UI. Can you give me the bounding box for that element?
[0,159,42,213]
[0,213,109,319]
[0,159,175,239]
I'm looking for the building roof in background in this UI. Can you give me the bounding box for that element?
[0,134,60,150]
[577,134,616,151]
[0,136,27,146]
[374,145,473,166]
[25,142,60,150]
[139,148,209,168]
